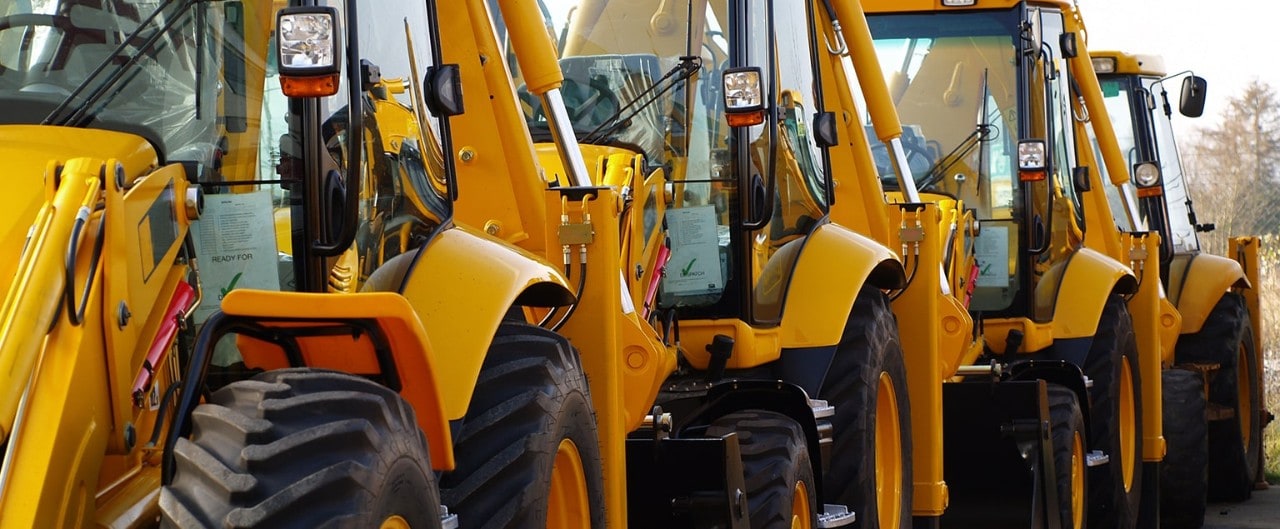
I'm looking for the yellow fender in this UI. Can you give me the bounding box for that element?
[1174,253,1250,335]
[1051,248,1138,339]
[399,224,575,421]
[778,222,905,348]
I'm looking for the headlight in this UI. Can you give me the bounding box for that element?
[1133,162,1161,187]
[276,7,341,97]
[723,67,765,127]
[1018,140,1047,171]
[1092,57,1117,74]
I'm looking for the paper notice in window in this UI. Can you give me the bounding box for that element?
[663,205,724,295]
[975,225,1010,287]
[192,190,281,323]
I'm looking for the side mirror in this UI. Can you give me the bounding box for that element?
[1059,32,1078,59]
[424,64,465,117]
[813,112,838,148]
[1179,75,1207,118]
[723,67,766,127]
[276,6,341,98]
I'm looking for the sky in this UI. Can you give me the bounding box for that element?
[1077,0,1280,132]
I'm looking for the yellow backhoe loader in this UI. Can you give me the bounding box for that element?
[853,2,1186,528]
[1091,49,1268,529]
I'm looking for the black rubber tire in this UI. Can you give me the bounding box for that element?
[1174,292,1261,502]
[1160,369,1208,529]
[818,286,913,529]
[160,369,441,528]
[1084,295,1143,529]
[1048,383,1088,529]
[706,411,818,529]
[439,321,605,529]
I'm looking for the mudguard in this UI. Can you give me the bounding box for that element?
[398,224,575,421]
[1051,248,1138,339]
[1173,253,1249,335]
[779,222,905,348]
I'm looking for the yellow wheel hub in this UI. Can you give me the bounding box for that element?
[875,372,903,529]
[380,515,411,529]
[1238,344,1253,445]
[547,438,591,528]
[1119,357,1136,491]
[1071,430,1086,529]
[792,479,812,529]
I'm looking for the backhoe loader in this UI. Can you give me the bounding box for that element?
[469,0,935,527]
[0,1,607,527]
[853,2,1187,528]
[1091,49,1267,528]
[159,0,878,528]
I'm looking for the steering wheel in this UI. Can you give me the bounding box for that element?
[0,14,75,94]
[871,138,934,184]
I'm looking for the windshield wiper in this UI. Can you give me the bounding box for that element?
[919,68,994,190]
[43,0,197,127]
[579,55,701,145]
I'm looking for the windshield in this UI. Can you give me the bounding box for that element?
[497,0,833,322]
[1144,76,1198,253]
[0,0,219,160]
[1096,77,1144,231]
[866,10,1020,221]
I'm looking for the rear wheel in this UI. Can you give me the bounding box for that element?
[819,287,912,529]
[1160,369,1208,529]
[707,411,817,529]
[439,321,605,529]
[1047,383,1088,529]
[1176,293,1260,501]
[1084,296,1143,529]
[160,369,442,528]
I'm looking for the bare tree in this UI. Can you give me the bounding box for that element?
[1183,80,1280,255]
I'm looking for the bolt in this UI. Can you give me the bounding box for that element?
[484,220,501,236]
[459,148,476,163]
[635,264,644,280]
[123,422,136,451]
[117,302,131,329]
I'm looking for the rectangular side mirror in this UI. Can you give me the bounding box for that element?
[1180,75,1207,118]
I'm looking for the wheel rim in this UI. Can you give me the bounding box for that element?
[1238,343,1253,446]
[1119,357,1136,491]
[380,515,411,529]
[547,438,591,528]
[875,372,903,529]
[792,479,812,529]
[1071,430,1086,529]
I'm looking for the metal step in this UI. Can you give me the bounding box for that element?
[1087,450,1109,467]
[810,398,835,419]
[818,504,856,528]
[441,507,459,529]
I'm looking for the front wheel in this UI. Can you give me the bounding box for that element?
[1084,295,1143,529]
[439,321,605,529]
[1047,383,1088,529]
[1159,369,1208,529]
[1175,293,1261,501]
[819,287,913,529]
[160,369,442,528]
[707,411,818,529]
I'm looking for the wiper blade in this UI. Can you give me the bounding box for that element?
[920,68,994,189]
[580,55,701,145]
[43,0,197,126]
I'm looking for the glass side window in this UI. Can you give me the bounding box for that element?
[0,0,221,159]
[1096,78,1142,231]
[261,1,447,293]
[751,0,826,323]
[1041,11,1083,231]
[1144,77,1199,253]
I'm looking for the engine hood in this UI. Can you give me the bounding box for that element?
[0,125,157,303]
